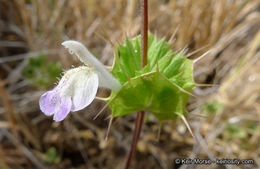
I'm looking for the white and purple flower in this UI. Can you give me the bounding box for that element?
[39,41,121,122]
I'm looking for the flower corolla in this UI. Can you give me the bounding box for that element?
[39,41,121,122]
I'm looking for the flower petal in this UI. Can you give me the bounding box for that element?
[70,71,99,111]
[39,90,59,116]
[53,96,72,122]
[62,40,121,91]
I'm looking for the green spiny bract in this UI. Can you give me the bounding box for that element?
[108,33,195,121]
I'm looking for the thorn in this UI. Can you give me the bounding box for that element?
[95,96,108,101]
[93,95,117,120]
[183,48,189,55]
[187,45,210,58]
[189,113,208,118]
[169,25,180,43]
[195,83,219,87]
[172,82,197,98]
[93,104,109,120]
[180,88,197,98]
[105,117,113,141]
[176,45,188,54]
[104,114,111,121]
[179,115,201,147]
[159,72,197,98]
[193,49,212,64]
[180,115,194,139]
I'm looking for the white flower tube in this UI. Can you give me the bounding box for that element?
[61,40,121,91]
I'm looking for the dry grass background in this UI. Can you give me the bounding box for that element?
[0,0,259,169]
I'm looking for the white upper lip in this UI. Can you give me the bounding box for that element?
[62,40,121,91]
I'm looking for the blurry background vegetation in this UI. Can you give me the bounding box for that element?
[0,0,259,169]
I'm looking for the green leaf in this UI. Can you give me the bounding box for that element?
[201,100,224,114]
[224,123,248,139]
[23,66,35,79]
[44,147,61,164]
[23,55,62,88]
[247,122,259,131]
[28,54,46,67]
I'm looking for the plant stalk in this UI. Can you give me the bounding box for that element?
[125,0,148,169]
[124,111,145,169]
[141,0,148,67]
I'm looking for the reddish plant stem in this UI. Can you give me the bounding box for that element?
[141,0,148,67]
[124,111,145,169]
[125,0,148,169]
